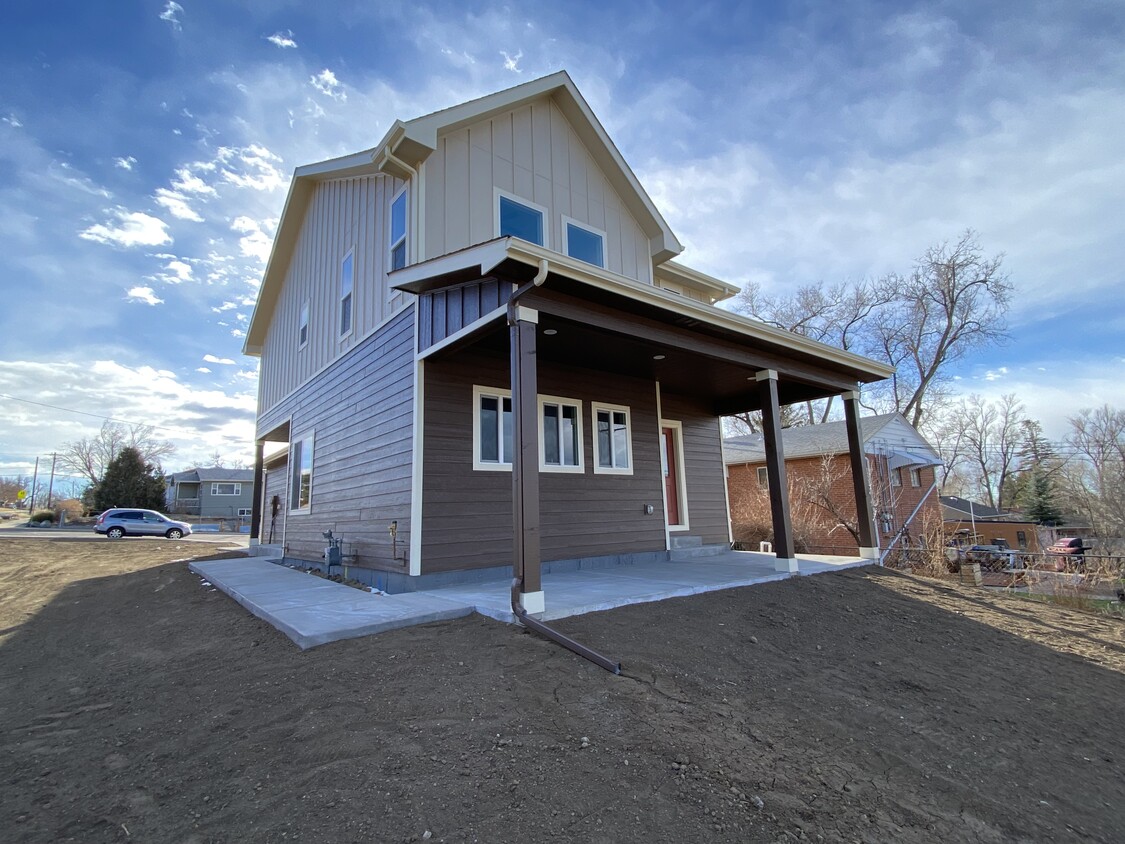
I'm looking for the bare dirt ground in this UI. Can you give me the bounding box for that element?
[1,535,1123,843]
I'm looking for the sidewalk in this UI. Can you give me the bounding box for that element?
[190,550,871,650]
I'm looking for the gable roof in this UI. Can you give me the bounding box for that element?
[723,412,941,465]
[168,467,255,484]
[244,71,683,355]
[940,496,1015,521]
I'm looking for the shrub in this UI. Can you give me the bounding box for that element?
[30,509,56,524]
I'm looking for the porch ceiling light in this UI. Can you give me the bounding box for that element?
[652,354,665,360]
[543,328,558,335]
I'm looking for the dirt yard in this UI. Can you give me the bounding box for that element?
[1,535,1123,843]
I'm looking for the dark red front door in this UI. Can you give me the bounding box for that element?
[662,426,681,525]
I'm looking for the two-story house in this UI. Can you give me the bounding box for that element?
[243,72,894,611]
[166,467,256,519]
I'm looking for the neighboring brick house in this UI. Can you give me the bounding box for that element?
[725,413,942,555]
[165,468,256,519]
[941,496,1044,552]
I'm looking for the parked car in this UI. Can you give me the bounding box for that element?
[964,544,1020,571]
[94,508,193,539]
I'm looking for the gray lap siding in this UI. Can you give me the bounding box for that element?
[256,306,416,571]
[420,347,729,573]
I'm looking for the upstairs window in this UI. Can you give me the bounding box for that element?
[563,218,605,268]
[592,403,632,475]
[298,300,309,349]
[390,188,407,271]
[339,250,354,337]
[540,396,583,472]
[497,191,546,247]
[290,434,314,511]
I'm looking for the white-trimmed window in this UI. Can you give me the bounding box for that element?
[910,467,922,488]
[496,190,547,247]
[563,217,605,268]
[756,466,769,489]
[238,508,252,517]
[211,483,242,496]
[474,386,513,471]
[539,395,583,473]
[891,467,902,487]
[389,188,407,271]
[339,250,354,338]
[298,300,309,349]
[290,433,314,511]
[592,402,632,474]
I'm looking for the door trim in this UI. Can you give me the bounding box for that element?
[661,419,689,532]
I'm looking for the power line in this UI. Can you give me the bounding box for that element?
[0,392,218,439]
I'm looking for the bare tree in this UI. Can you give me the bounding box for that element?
[941,393,1025,510]
[59,421,176,487]
[871,231,1012,428]
[1060,405,1125,552]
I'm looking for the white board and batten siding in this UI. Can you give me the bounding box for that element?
[257,174,407,417]
[423,97,654,285]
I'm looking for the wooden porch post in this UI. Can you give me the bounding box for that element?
[756,369,798,573]
[510,305,544,613]
[249,440,264,544]
[843,390,880,560]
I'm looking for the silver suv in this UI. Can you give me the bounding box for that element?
[94,508,193,540]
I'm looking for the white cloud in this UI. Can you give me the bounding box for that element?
[310,69,346,101]
[171,166,218,196]
[2,114,23,128]
[196,366,212,373]
[203,354,236,365]
[216,144,286,192]
[126,286,164,306]
[114,156,137,171]
[164,259,194,282]
[230,216,274,263]
[154,187,203,222]
[159,1,183,30]
[501,50,523,73]
[80,209,172,248]
[983,367,1009,382]
[267,31,298,49]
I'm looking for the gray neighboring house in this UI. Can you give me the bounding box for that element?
[242,71,894,606]
[166,468,256,518]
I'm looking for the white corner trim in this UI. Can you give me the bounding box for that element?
[408,356,424,576]
[514,305,538,324]
[520,590,545,615]
[755,369,778,382]
[774,557,800,573]
[858,546,880,561]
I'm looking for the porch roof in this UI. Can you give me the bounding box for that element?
[393,239,894,414]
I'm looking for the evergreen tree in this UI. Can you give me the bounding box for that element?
[1023,467,1064,526]
[93,447,167,512]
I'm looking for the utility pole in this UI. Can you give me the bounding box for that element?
[46,452,57,509]
[29,457,39,513]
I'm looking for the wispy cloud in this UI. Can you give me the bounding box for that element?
[203,354,236,365]
[310,69,346,101]
[501,49,523,73]
[267,31,297,49]
[154,187,203,222]
[126,286,164,306]
[1,114,22,128]
[231,215,274,263]
[159,1,183,31]
[114,156,137,171]
[80,209,171,248]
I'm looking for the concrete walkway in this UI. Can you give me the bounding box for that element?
[189,551,872,650]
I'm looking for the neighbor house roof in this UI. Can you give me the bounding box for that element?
[168,468,255,484]
[245,71,684,355]
[940,496,1017,521]
[724,412,941,466]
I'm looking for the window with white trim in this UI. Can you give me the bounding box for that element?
[539,395,583,472]
[592,403,632,474]
[298,300,309,349]
[238,508,252,517]
[757,466,769,489]
[473,386,513,471]
[497,191,546,246]
[290,433,314,511]
[339,250,354,337]
[211,482,242,496]
[910,467,922,487]
[891,467,902,487]
[389,188,407,271]
[563,217,605,268]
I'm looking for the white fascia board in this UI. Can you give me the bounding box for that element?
[657,259,742,300]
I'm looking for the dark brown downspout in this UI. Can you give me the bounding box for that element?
[507,259,621,675]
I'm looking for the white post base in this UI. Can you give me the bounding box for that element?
[858,546,880,560]
[520,590,545,615]
[249,538,260,547]
[774,557,800,574]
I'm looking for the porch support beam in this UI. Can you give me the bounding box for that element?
[250,440,264,544]
[757,369,798,573]
[510,305,543,611]
[843,390,879,559]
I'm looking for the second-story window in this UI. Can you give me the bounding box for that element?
[298,300,309,349]
[563,218,605,268]
[498,191,546,247]
[340,250,354,337]
[390,188,407,271]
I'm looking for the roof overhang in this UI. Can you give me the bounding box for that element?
[395,239,894,414]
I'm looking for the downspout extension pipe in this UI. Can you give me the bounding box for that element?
[507,259,622,676]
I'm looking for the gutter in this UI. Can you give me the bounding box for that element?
[507,258,622,675]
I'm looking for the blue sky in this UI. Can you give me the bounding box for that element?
[1,0,1123,486]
